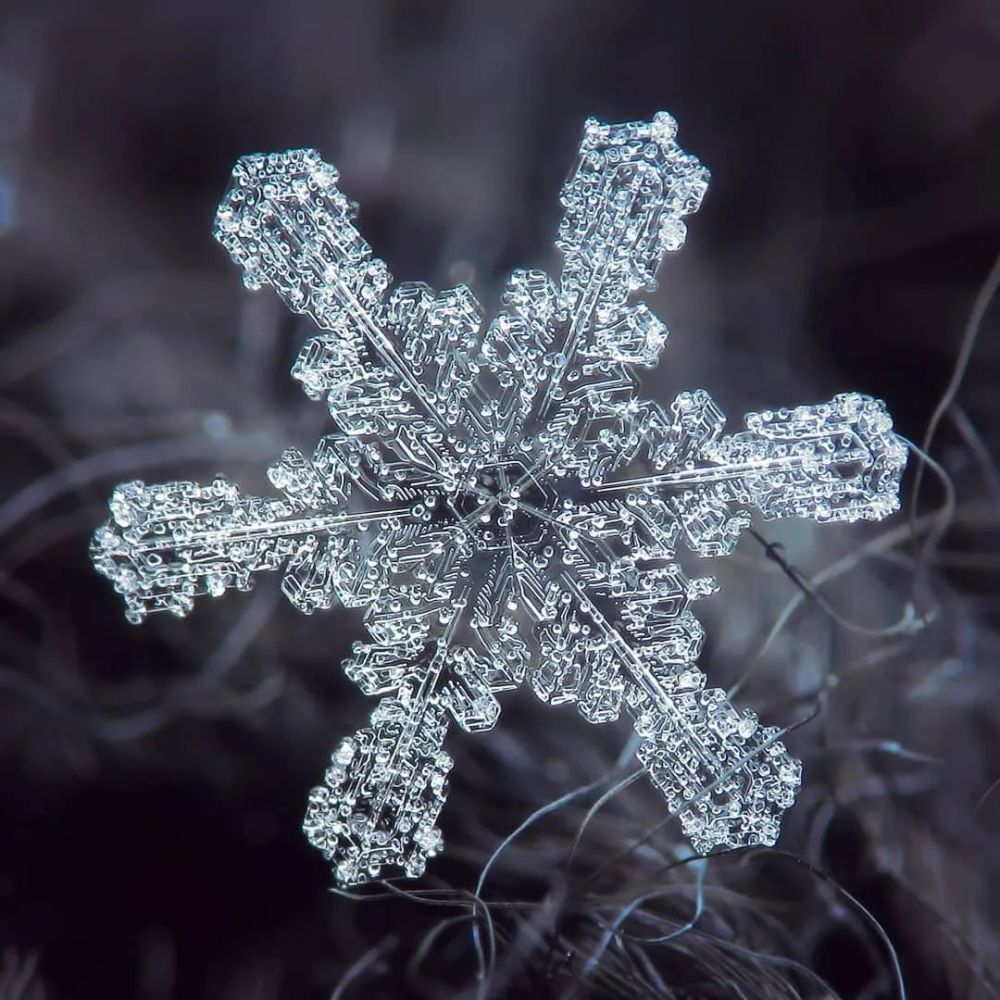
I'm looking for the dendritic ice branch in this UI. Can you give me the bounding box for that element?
[91,112,907,885]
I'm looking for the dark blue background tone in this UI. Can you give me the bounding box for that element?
[1,2,998,997]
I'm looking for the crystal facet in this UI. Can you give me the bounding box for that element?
[91,113,907,884]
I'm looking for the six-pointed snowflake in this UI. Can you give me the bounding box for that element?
[91,112,907,885]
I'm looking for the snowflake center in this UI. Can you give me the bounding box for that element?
[449,460,551,548]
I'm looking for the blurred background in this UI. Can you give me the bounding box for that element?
[1,1,999,997]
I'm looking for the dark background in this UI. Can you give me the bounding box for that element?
[1,1,999,997]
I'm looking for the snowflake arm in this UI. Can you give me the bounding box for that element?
[214,150,488,474]
[304,593,472,884]
[91,113,907,884]
[538,112,708,417]
[595,391,906,524]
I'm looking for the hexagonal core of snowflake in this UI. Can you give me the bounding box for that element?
[447,461,556,550]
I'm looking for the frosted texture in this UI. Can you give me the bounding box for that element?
[91,113,907,884]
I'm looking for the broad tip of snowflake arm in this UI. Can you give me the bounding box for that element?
[563,111,711,274]
[634,690,803,854]
[553,112,710,372]
[303,695,453,885]
[90,478,256,623]
[714,392,908,524]
[212,146,391,328]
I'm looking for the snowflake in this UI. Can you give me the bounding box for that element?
[91,112,907,885]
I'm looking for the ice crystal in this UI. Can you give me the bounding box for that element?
[91,113,907,885]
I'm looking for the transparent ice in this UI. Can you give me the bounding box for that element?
[91,113,907,885]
